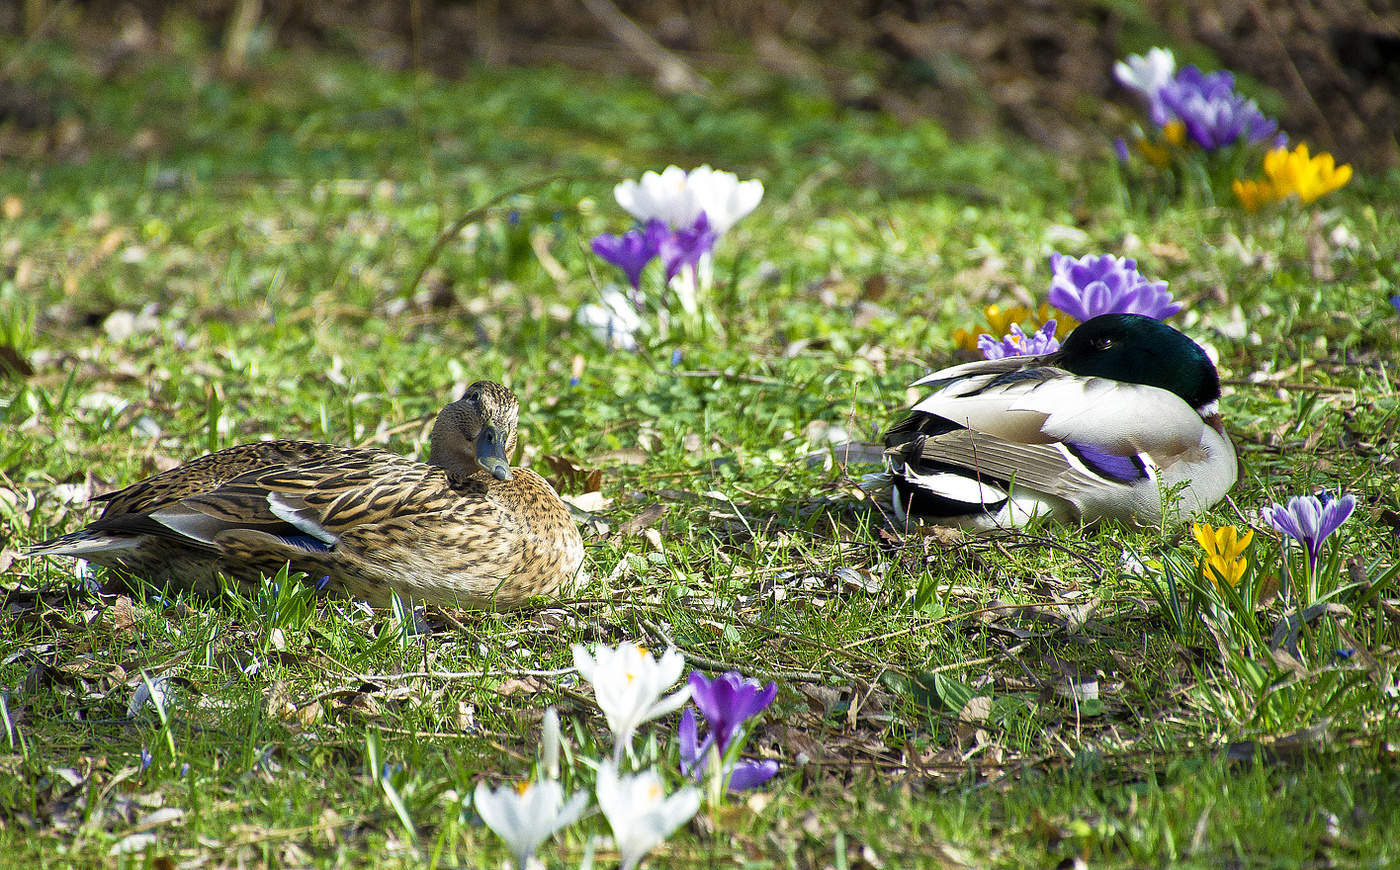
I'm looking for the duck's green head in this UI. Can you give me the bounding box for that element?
[1055,314,1221,410]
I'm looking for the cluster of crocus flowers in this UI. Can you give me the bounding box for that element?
[977,322,1060,360]
[1232,143,1353,211]
[475,644,713,869]
[958,254,1178,361]
[678,671,779,794]
[952,303,1055,351]
[1115,47,1278,152]
[1193,522,1253,590]
[1047,252,1181,323]
[581,165,763,348]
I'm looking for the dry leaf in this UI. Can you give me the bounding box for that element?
[264,679,296,719]
[110,597,139,632]
[296,700,323,728]
[617,503,666,536]
[560,491,611,512]
[542,454,602,493]
[590,447,648,466]
[495,677,546,697]
[958,696,992,724]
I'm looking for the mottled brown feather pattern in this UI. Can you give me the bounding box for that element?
[25,382,584,609]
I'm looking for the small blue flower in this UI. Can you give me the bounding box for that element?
[1113,137,1131,164]
[140,747,154,771]
[568,376,581,387]
[671,349,683,367]
[1389,295,1400,316]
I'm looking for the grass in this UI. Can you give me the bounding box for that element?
[2,26,1400,868]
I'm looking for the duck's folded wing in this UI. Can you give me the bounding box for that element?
[88,457,454,553]
[910,371,1207,457]
[901,428,1149,498]
[94,441,327,516]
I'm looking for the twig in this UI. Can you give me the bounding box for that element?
[638,618,829,683]
[1220,378,1354,395]
[1241,0,1337,150]
[397,174,583,299]
[352,667,576,682]
[577,0,709,94]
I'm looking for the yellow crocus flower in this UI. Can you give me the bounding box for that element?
[1231,178,1277,213]
[1263,143,1353,205]
[1162,120,1187,147]
[1193,522,1254,590]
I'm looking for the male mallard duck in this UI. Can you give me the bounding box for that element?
[24,381,584,608]
[880,314,1236,530]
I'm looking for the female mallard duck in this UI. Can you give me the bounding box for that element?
[25,381,584,608]
[880,313,1236,530]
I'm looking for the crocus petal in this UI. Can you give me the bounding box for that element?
[660,213,718,282]
[726,759,780,792]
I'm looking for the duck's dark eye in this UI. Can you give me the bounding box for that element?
[1091,337,1115,351]
[465,389,481,404]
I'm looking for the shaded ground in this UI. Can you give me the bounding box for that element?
[5,0,1395,167]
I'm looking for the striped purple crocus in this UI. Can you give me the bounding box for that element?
[1260,492,1357,573]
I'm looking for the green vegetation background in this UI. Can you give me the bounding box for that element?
[2,22,1399,869]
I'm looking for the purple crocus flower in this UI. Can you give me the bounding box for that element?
[1048,252,1181,322]
[678,670,779,792]
[978,321,1060,360]
[1157,66,1278,150]
[660,212,717,283]
[591,219,668,290]
[689,670,777,753]
[1113,137,1131,164]
[1260,492,1357,572]
[678,708,779,792]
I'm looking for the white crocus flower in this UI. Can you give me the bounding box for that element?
[613,165,763,235]
[681,165,763,235]
[576,286,643,351]
[1113,47,1175,100]
[595,762,701,870]
[571,642,691,762]
[473,779,590,870]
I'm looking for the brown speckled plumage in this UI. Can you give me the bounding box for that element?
[25,381,584,608]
